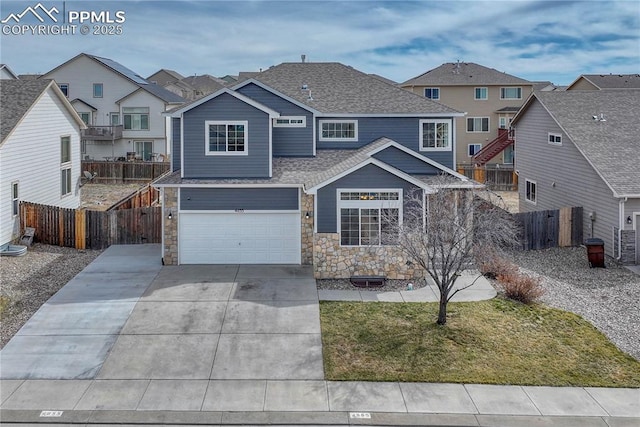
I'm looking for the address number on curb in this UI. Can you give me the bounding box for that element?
[40,410,63,417]
[349,412,371,419]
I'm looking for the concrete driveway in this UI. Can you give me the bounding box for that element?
[0,244,323,384]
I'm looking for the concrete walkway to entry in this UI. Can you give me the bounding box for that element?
[1,244,639,426]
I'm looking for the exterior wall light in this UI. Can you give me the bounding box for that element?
[627,216,633,225]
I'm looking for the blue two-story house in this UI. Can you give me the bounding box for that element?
[154,62,475,279]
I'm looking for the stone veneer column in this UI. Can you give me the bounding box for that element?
[301,193,314,265]
[620,230,636,265]
[163,187,178,265]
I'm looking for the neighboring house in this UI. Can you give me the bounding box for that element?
[147,69,185,86]
[401,62,534,167]
[566,74,640,91]
[179,74,227,99]
[0,79,86,247]
[41,53,184,162]
[154,62,477,279]
[0,64,18,80]
[512,90,640,265]
[219,74,238,84]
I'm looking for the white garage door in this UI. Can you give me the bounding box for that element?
[179,212,301,264]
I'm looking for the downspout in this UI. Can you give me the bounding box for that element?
[617,197,627,261]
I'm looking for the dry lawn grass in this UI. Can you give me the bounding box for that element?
[320,299,640,387]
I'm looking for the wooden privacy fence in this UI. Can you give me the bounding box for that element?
[108,183,160,211]
[458,165,518,191]
[82,161,170,184]
[20,202,161,250]
[513,206,583,250]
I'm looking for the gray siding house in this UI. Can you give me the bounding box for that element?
[155,62,478,278]
[512,90,640,265]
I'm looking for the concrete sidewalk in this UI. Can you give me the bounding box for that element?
[1,244,638,426]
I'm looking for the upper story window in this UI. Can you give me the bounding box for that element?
[419,119,451,151]
[424,87,440,100]
[500,87,522,100]
[273,116,306,127]
[58,83,69,97]
[123,107,149,130]
[319,120,358,141]
[548,133,562,145]
[60,136,71,197]
[93,83,103,98]
[205,120,248,155]
[474,87,488,100]
[338,190,401,246]
[467,117,489,132]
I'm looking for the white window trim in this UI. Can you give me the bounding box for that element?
[110,112,120,126]
[59,83,69,97]
[525,179,537,205]
[466,117,490,133]
[337,188,403,247]
[205,120,249,156]
[419,119,452,151]
[79,112,91,125]
[424,87,440,100]
[319,119,358,142]
[60,135,72,197]
[123,107,150,131]
[500,87,522,100]
[468,143,482,157]
[474,87,488,100]
[11,181,19,217]
[548,132,562,145]
[273,116,306,128]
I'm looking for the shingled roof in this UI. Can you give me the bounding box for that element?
[1,79,53,142]
[568,74,640,90]
[514,90,640,197]
[401,62,531,87]
[246,62,460,115]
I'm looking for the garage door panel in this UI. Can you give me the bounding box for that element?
[179,212,300,264]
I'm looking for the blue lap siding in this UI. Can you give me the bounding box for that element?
[181,92,271,178]
[236,83,314,157]
[180,187,299,211]
[316,116,455,169]
[316,163,421,233]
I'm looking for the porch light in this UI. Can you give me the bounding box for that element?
[167,211,173,220]
[627,216,633,225]
[305,212,312,219]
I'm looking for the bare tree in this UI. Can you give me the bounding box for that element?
[384,175,518,325]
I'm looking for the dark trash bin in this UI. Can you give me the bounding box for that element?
[584,238,605,268]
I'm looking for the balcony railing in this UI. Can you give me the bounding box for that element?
[81,125,123,141]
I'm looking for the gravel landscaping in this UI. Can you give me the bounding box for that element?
[0,244,102,349]
[506,246,640,360]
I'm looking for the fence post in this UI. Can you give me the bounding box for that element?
[75,209,86,249]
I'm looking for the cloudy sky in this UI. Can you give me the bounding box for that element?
[1,0,638,85]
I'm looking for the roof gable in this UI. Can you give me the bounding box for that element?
[401,62,531,87]
[166,87,279,118]
[514,91,640,197]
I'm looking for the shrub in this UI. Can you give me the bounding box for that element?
[476,249,519,280]
[497,272,545,304]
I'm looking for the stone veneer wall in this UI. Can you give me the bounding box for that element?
[620,229,636,265]
[163,188,178,265]
[313,233,422,279]
[301,193,314,265]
